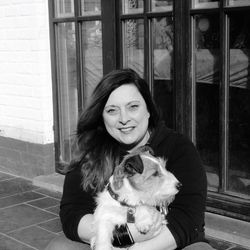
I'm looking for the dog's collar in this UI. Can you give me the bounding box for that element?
[106,182,135,207]
[106,183,120,203]
[106,183,168,224]
[106,183,136,223]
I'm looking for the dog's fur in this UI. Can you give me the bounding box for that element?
[91,149,180,250]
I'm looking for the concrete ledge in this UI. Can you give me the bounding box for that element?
[33,173,64,193]
[205,212,250,249]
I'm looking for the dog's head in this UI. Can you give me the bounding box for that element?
[110,147,181,206]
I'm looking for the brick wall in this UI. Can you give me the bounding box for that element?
[0,0,55,177]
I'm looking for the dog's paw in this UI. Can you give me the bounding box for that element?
[94,243,112,250]
[90,237,96,250]
[136,223,152,234]
[134,206,155,234]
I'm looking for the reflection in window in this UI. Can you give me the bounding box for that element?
[82,21,103,105]
[122,0,144,14]
[151,0,173,12]
[228,12,250,197]
[123,19,144,77]
[56,23,77,163]
[54,0,74,18]
[192,0,219,9]
[194,14,220,192]
[227,0,250,6]
[81,0,101,15]
[152,17,174,127]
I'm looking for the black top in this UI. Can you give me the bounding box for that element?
[60,121,207,249]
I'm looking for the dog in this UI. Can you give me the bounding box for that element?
[91,147,181,250]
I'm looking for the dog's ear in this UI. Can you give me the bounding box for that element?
[124,155,144,176]
[112,155,144,190]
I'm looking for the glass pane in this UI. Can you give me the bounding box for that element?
[227,0,250,6]
[151,0,173,12]
[152,17,174,128]
[123,19,144,77]
[56,23,77,163]
[228,12,250,197]
[54,0,74,18]
[192,0,219,9]
[82,21,103,105]
[194,14,220,192]
[81,0,101,16]
[122,0,144,14]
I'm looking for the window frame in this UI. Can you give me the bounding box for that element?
[189,0,250,221]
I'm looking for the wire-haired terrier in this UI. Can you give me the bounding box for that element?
[91,147,181,250]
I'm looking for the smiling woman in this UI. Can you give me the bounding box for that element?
[46,68,214,250]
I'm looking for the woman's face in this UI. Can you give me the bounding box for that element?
[103,84,150,148]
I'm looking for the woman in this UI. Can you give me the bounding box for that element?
[46,68,214,250]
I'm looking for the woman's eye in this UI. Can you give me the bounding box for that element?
[129,104,139,110]
[106,108,118,114]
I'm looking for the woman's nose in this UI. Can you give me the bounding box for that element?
[119,109,129,124]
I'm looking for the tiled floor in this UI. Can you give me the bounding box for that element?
[0,171,62,250]
[0,171,249,250]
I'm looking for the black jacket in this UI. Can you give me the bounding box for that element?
[60,121,207,249]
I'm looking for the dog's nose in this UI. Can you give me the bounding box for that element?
[176,182,182,190]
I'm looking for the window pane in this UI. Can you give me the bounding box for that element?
[192,0,219,9]
[152,17,174,128]
[56,23,77,162]
[228,12,250,197]
[123,19,144,77]
[54,0,74,18]
[122,0,144,14]
[82,21,103,105]
[81,0,101,16]
[151,0,173,12]
[227,0,250,6]
[194,14,220,192]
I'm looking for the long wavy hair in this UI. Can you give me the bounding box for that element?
[70,68,160,192]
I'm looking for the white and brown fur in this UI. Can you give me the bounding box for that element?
[91,148,181,250]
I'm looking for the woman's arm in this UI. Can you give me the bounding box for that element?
[129,226,177,250]
[126,206,177,250]
[60,166,96,242]
[77,214,95,243]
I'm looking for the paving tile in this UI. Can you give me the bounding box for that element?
[0,204,56,233]
[8,226,57,250]
[27,197,59,209]
[0,178,36,199]
[0,191,45,209]
[0,234,34,250]
[45,205,60,215]
[38,218,62,233]
[34,188,62,199]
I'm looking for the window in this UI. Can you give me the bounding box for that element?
[190,0,250,219]
[49,0,103,169]
[48,0,250,220]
